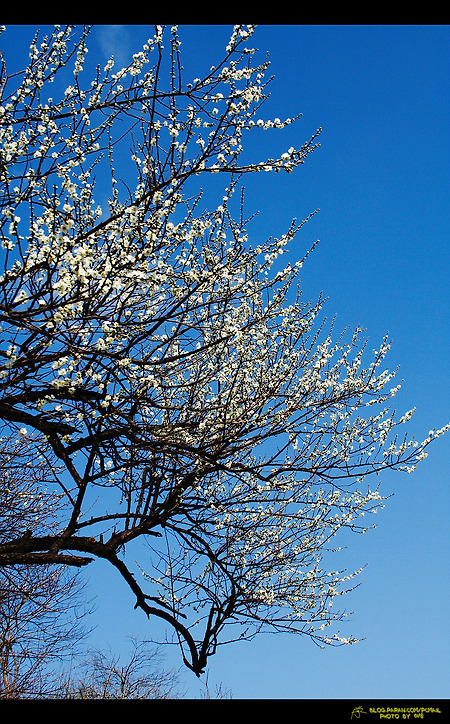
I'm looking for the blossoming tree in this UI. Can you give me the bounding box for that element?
[0,25,446,676]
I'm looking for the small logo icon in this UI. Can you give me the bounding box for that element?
[351,706,367,719]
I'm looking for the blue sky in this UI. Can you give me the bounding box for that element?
[1,24,449,699]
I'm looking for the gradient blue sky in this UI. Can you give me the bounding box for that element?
[1,24,449,700]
